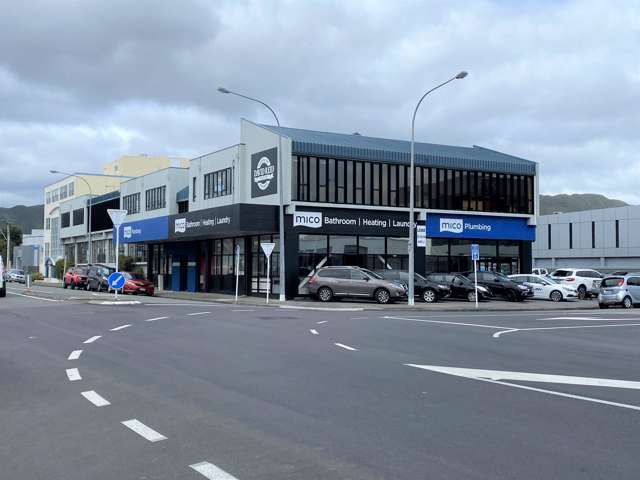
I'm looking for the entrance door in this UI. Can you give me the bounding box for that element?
[179,256,188,291]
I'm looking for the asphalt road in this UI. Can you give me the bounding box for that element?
[2,284,640,479]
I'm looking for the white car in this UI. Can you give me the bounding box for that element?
[0,255,6,298]
[509,274,578,302]
[531,268,550,276]
[549,268,603,299]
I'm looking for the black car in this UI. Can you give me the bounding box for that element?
[86,265,115,292]
[375,270,450,303]
[426,273,493,302]
[461,271,530,302]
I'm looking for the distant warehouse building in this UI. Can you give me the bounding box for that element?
[533,206,640,273]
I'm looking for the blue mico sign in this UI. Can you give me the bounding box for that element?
[426,213,536,241]
[117,216,169,243]
[108,272,125,290]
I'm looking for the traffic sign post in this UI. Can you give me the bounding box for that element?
[107,209,128,300]
[234,243,241,304]
[471,243,480,309]
[260,242,276,304]
[416,224,426,248]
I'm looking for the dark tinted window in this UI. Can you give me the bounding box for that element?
[319,268,350,279]
[627,277,640,287]
[552,270,573,277]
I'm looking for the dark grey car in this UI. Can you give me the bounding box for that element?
[307,266,406,304]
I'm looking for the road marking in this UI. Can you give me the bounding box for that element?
[121,419,167,442]
[316,321,328,324]
[335,342,357,351]
[280,305,364,311]
[493,322,640,338]
[383,315,508,330]
[232,309,255,312]
[540,316,640,321]
[351,317,368,320]
[145,316,168,322]
[7,291,61,302]
[189,461,238,479]
[110,324,132,331]
[81,390,111,407]
[187,311,211,316]
[310,329,319,335]
[83,335,102,344]
[146,303,223,306]
[66,368,81,381]
[68,350,83,360]
[406,364,640,412]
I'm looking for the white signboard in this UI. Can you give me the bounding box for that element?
[261,242,276,257]
[107,209,128,228]
[416,225,426,247]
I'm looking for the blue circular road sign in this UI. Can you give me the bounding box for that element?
[108,272,126,290]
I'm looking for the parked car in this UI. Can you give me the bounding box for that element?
[86,265,115,292]
[461,271,531,302]
[0,255,6,298]
[122,272,154,296]
[549,268,603,299]
[307,266,406,304]
[375,270,450,303]
[598,274,640,309]
[509,274,577,302]
[425,273,493,302]
[63,266,90,289]
[531,268,550,276]
[5,269,25,283]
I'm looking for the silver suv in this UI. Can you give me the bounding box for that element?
[598,273,640,309]
[307,266,406,304]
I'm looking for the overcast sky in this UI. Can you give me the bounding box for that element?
[1,0,639,207]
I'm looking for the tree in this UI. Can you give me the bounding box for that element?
[0,224,22,266]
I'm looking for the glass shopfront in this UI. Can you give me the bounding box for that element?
[427,239,522,274]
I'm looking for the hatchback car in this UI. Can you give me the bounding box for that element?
[122,272,154,296]
[550,268,603,299]
[307,266,406,304]
[63,266,89,289]
[598,274,640,309]
[86,265,115,292]
[509,274,577,302]
[5,269,25,283]
[375,270,450,303]
[426,273,493,302]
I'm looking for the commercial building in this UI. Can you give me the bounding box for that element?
[533,206,640,273]
[117,120,538,298]
[12,229,44,273]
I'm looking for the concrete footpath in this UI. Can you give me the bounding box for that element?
[32,280,599,312]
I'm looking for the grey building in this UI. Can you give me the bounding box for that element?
[12,229,44,273]
[533,206,640,273]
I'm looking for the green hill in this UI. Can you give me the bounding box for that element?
[0,204,44,233]
[540,194,628,215]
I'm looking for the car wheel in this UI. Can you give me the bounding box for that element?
[622,296,633,309]
[467,291,477,302]
[422,288,437,303]
[317,286,333,302]
[375,288,391,304]
[577,285,587,300]
[599,303,609,309]
[505,290,516,302]
[549,290,563,302]
[86,282,92,291]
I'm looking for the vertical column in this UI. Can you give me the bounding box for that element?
[284,216,298,300]
[521,241,533,274]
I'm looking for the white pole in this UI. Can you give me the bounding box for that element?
[7,224,10,270]
[266,255,270,304]
[474,259,478,309]
[235,247,240,304]
[114,226,119,300]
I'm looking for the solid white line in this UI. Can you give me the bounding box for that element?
[540,316,640,321]
[83,335,102,344]
[68,350,83,360]
[187,311,211,316]
[232,309,255,312]
[334,342,357,351]
[280,305,364,311]
[7,291,61,302]
[110,324,131,331]
[121,419,167,442]
[316,321,328,324]
[145,316,168,322]
[189,461,238,479]
[310,329,319,335]
[493,322,640,338]
[383,315,508,330]
[146,303,223,306]
[66,368,81,381]
[81,390,111,407]
[351,317,368,320]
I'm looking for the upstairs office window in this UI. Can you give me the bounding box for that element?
[72,208,84,226]
[61,212,70,228]
[123,193,140,215]
[204,167,233,199]
[145,186,166,211]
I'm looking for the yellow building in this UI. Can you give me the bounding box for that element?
[102,155,189,177]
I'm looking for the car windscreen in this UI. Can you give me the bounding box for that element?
[551,270,572,277]
[123,272,145,280]
[361,268,383,280]
[454,275,472,285]
[601,277,623,287]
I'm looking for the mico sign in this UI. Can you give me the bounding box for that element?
[251,147,278,198]
[427,213,535,241]
[293,211,322,228]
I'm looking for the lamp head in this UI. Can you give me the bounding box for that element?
[50,170,60,174]
[456,71,468,79]
[217,87,231,94]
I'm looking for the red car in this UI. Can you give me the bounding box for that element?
[63,266,89,289]
[122,272,154,296]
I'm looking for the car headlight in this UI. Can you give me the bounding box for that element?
[438,284,449,289]
[477,286,488,293]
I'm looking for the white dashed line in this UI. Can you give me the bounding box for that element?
[310,329,319,335]
[7,291,61,302]
[187,312,211,316]
[121,419,167,442]
[334,343,357,351]
[110,324,131,331]
[316,321,328,324]
[351,317,368,320]
[66,368,81,381]
[81,390,111,407]
[189,461,238,479]
[145,316,168,322]
[83,335,102,344]
[68,350,83,360]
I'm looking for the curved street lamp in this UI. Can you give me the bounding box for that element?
[218,87,286,302]
[407,71,468,305]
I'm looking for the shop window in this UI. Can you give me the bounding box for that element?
[386,237,409,270]
[359,236,386,270]
[328,235,358,266]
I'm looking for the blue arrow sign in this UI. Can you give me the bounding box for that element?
[108,272,125,290]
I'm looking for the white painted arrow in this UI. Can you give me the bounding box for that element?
[406,364,640,412]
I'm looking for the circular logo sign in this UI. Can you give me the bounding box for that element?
[253,156,275,191]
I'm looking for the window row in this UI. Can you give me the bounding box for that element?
[46,182,75,204]
[123,193,141,215]
[548,220,621,250]
[292,156,534,214]
[145,186,166,211]
[204,167,233,200]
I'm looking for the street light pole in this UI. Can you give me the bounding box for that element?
[218,87,287,302]
[408,71,468,306]
[50,171,93,264]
